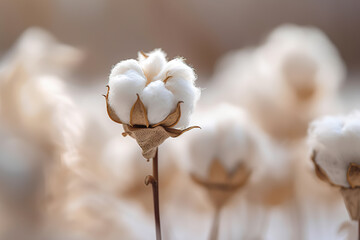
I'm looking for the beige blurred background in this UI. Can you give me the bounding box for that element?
[1,1,360,239]
[0,0,359,81]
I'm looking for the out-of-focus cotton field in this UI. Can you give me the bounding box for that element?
[0,1,360,240]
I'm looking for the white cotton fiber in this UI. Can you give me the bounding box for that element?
[108,63,146,123]
[308,111,360,187]
[157,58,196,83]
[158,58,200,128]
[110,59,145,78]
[165,78,200,128]
[108,49,200,127]
[140,80,176,124]
[138,49,167,83]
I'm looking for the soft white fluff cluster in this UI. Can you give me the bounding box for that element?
[205,24,345,140]
[0,27,83,76]
[261,24,345,98]
[0,28,86,239]
[213,24,345,101]
[184,104,259,179]
[108,49,200,128]
[0,28,84,171]
[308,111,360,187]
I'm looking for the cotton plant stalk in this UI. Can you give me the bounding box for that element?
[185,105,257,240]
[192,160,251,240]
[105,49,200,240]
[308,111,360,239]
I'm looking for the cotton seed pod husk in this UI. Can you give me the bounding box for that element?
[191,160,251,208]
[341,163,360,220]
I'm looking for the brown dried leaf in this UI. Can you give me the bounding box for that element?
[208,160,229,183]
[105,85,123,124]
[230,163,252,186]
[191,160,251,207]
[311,150,337,186]
[347,163,360,188]
[130,94,149,127]
[152,101,182,128]
[341,188,360,220]
[165,126,201,138]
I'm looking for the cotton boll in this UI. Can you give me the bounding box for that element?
[308,111,360,187]
[107,49,199,128]
[138,49,167,83]
[186,104,256,179]
[140,80,176,125]
[108,69,146,124]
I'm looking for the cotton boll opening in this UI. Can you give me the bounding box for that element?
[108,70,146,124]
[140,80,176,125]
[138,49,167,85]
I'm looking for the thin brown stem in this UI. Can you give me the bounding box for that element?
[209,206,221,240]
[358,219,360,240]
[145,148,162,240]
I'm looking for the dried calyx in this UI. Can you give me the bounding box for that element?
[105,86,199,159]
[341,163,360,220]
[311,150,360,189]
[191,160,251,207]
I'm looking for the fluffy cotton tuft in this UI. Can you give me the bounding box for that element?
[140,80,176,124]
[308,111,360,187]
[108,49,200,128]
[206,24,345,140]
[138,49,167,83]
[185,104,259,179]
[156,58,200,127]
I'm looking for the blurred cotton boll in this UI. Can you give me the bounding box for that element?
[170,104,283,239]
[185,104,257,180]
[0,29,86,239]
[308,111,360,187]
[262,24,345,101]
[206,24,345,141]
[0,27,84,77]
